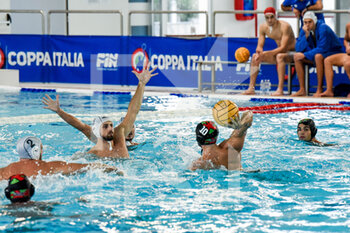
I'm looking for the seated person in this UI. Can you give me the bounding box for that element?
[281,0,324,26]
[292,11,343,96]
[0,136,122,180]
[191,111,253,171]
[5,174,35,204]
[241,7,295,96]
[320,22,350,97]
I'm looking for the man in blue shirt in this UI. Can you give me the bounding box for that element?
[281,0,324,25]
[292,11,343,96]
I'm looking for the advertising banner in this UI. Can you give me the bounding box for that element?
[0,34,348,92]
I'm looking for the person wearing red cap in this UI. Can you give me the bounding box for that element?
[242,7,296,96]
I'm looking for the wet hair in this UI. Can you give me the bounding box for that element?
[195,121,219,146]
[298,118,318,139]
[4,174,35,203]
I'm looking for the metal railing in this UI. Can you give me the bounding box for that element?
[0,9,45,34]
[128,10,208,37]
[304,9,350,36]
[196,60,310,95]
[212,10,264,37]
[213,9,350,37]
[47,10,123,35]
[2,9,349,36]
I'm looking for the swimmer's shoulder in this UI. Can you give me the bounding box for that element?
[259,22,269,32]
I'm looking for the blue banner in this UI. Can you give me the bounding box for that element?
[0,34,348,92]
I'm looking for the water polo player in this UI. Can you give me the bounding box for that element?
[191,111,253,171]
[5,174,35,204]
[0,136,122,180]
[297,118,327,146]
[42,63,157,158]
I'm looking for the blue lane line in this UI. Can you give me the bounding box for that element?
[21,88,56,92]
[170,93,208,98]
[93,91,131,95]
[250,98,293,103]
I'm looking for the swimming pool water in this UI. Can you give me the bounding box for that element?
[0,89,349,232]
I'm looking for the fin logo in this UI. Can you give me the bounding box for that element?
[96,53,118,70]
[131,48,149,73]
[0,47,5,69]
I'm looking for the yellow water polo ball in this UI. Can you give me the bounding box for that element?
[212,100,239,127]
[235,47,250,63]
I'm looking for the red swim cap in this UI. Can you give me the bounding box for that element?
[264,7,276,16]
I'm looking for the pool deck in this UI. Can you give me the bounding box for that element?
[0,82,349,104]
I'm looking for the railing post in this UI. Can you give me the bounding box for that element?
[198,62,203,92]
[128,12,132,36]
[0,10,45,34]
[287,64,292,95]
[305,64,309,96]
[211,63,216,93]
[212,11,216,37]
[47,10,123,35]
[128,10,208,36]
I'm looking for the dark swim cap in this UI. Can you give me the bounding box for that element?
[196,121,219,146]
[298,118,318,139]
[4,174,35,203]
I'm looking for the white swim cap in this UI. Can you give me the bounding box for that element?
[17,136,42,160]
[303,11,317,24]
[92,116,113,139]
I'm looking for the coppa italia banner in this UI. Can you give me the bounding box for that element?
[0,35,348,90]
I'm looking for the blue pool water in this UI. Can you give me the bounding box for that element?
[0,88,349,232]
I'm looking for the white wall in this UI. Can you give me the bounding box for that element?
[9,0,66,34]
[0,0,11,34]
[68,0,151,35]
[1,0,347,37]
[212,0,274,37]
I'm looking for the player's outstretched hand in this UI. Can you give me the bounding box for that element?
[132,63,158,85]
[42,94,60,113]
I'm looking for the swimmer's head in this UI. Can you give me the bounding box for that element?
[264,7,276,16]
[303,11,317,30]
[303,11,317,24]
[5,174,35,203]
[297,118,317,141]
[195,121,219,146]
[92,116,114,141]
[264,7,277,26]
[119,117,136,141]
[16,136,42,160]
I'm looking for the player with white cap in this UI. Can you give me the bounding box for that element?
[42,64,157,158]
[0,136,122,180]
[293,11,343,96]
